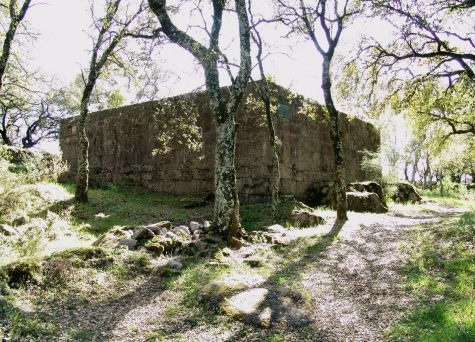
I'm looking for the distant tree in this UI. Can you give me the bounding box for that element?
[276,0,359,221]
[75,0,152,202]
[148,0,252,245]
[0,0,32,145]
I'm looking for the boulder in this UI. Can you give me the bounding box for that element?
[189,221,201,232]
[202,220,211,232]
[290,209,325,228]
[266,224,286,234]
[93,227,132,248]
[173,225,191,236]
[346,192,388,213]
[131,227,155,240]
[117,238,138,250]
[392,182,422,203]
[349,181,386,206]
[145,221,172,235]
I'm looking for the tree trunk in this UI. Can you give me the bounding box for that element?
[322,56,347,221]
[75,85,94,203]
[214,114,242,241]
[411,154,418,185]
[204,66,244,243]
[264,97,280,223]
[0,0,32,91]
[403,162,409,181]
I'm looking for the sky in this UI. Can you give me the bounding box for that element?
[24,0,391,153]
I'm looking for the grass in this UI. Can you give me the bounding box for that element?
[387,209,475,342]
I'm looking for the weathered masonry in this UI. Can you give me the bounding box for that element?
[60,82,380,202]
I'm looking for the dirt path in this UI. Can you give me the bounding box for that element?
[21,202,466,342]
[296,203,468,341]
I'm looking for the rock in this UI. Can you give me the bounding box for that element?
[173,225,190,236]
[266,224,286,234]
[257,307,272,328]
[189,221,201,232]
[244,258,264,268]
[0,224,18,236]
[392,182,422,203]
[159,227,168,235]
[202,220,211,232]
[221,247,232,256]
[228,237,250,249]
[347,192,388,213]
[349,181,386,206]
[290,209,325,228]
[117,238,138,250]
[145,221,172,234]
[168,259,183,270]
[131,227,155,240]
[221,288,269,317]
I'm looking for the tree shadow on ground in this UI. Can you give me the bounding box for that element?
[142,221,346,342]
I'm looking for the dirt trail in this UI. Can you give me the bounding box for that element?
[39,203,467,342]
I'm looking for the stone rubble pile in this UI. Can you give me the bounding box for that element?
[93,220,211,256]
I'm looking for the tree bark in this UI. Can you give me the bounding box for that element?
[149,0,251,243]
[322,56,348,221]
[265,97,280,223]
[75,83,94,203]
[0,0,32,91]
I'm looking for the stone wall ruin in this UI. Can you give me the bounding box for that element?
[59,82,380,202]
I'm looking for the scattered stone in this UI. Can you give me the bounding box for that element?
[189,221,201,232]
[266,224,286,234]
[228,237,246,249]
[0,224,18,236]
[94,212,110,219]
[221,247,232,256]
[257,307,272,328]
[290,209,325,228]
[347,192,388,213]
[173,225,191,236]
[145,221,172,234]
[117,238,138,250]
[221,288,269,317]
[392,182,422,203]
[131,227,155,240]
[203,220,211,232]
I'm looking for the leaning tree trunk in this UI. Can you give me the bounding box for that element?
[75,85,94,203]
[322,56,348,221]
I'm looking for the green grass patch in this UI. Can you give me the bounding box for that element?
[388,211,475,341]
[54,184,213,236]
